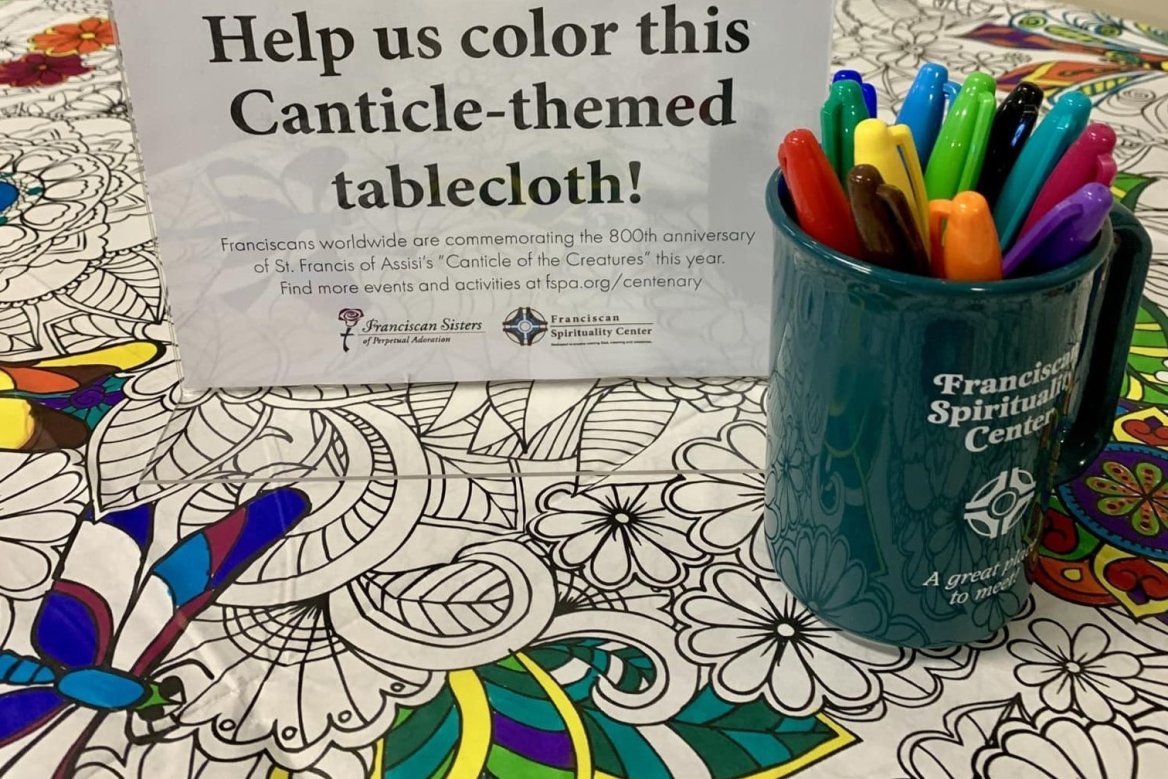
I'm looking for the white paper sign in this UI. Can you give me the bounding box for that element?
[112,1,833,388]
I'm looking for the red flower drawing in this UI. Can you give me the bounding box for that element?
[0,53,89,87]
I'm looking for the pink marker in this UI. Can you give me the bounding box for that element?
[1019,123,1117,237]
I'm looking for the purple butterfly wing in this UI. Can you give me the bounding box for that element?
[0,689,68,747]
[31,581,114,670]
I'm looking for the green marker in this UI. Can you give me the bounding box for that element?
[924,72,998,201]
[821,79,869,183]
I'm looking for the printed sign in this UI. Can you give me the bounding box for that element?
[111,1,833,387]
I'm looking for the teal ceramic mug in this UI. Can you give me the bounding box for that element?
[763,169,1152,648]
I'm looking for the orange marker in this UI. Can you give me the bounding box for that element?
[929,192,1003,282]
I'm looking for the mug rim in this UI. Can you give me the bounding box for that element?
[767,169,1112,296]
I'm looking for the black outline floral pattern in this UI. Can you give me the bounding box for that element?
[0,0,1166,777]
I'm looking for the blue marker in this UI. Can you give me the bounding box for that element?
[943,80,962,104]
[896,63,951,165]
[834,69,878,117]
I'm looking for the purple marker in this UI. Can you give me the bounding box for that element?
[1002,183,1113,277]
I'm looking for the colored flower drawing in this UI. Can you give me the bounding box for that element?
[1009,620,1140,722]
[1060,444,1168,565]
[532,483,706,589]
[1038,400,1168,616]
[30,17,115,56]
[1086,460,1168,537]
[0,53,88,87]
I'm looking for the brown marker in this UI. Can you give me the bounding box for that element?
[847,164,932,276]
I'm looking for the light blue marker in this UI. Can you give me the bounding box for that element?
[897,63,950,166]
[993,92,1093,249]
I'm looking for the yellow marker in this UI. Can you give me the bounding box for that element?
[854,119,930,244]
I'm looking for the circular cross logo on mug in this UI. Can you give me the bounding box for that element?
[963,468,1037,539]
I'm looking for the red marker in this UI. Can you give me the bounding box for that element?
[1019,122,1117,237]
[778,129,864,258]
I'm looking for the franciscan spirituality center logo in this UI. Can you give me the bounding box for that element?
[502,307,548,347]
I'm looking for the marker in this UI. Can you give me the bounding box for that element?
[847,165,931,275]
[1002,183,1112,277]
[929,192,1003,282]
[976,82,1045,207]
[822,80,870,181]
[854,119,930,243]
[1019,122,1117,236]
[943,80,962,105]
[924,72,998,201]
[994,91,1093,249]
[778,129,864,257]
[897,63,950,166]
[834,69,878,117]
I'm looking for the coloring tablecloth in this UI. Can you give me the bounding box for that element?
[2,0,1168,776]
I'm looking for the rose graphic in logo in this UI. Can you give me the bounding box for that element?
[338,308,364,352]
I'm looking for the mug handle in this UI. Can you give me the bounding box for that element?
[1055,204,1153,484]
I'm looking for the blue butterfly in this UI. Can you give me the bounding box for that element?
[0,488,311,778]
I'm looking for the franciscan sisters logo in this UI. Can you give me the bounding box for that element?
[338,308,364,352]
[502,307,548,347]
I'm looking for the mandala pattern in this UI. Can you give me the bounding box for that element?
[0,1,1166,778]
[1064,445,1168,544]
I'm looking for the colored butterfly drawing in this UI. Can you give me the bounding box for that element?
[962,10,1168,101]
[0,488,311,778]
[0,341,162,453]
